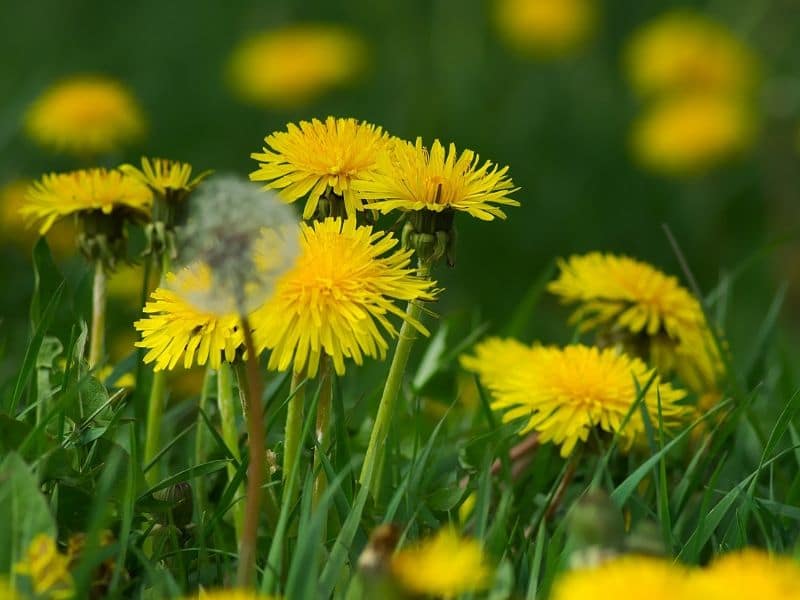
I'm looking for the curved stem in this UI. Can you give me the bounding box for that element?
[88,259,106,368]
[312,357,332,511]
[218,361,245,544]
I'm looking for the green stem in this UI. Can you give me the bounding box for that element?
[218,361,245,544]
[88,259,106,368]
[358,262,431,498]
[312,358,332,511]
[194,367,216,519]
[284,370,306,485]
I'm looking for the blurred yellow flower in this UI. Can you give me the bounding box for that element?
[391,528,491,598]
[227,25,366,108]
[626,12,757,98]
[253,217,435,376]
[552,555,689,600]
[21,169,152,235]
[25,75,145,155]
[462,342,688,456]
[632,93,755,175]
[687,549,800,600]
[495,0,595,57]
[250,117,389,219]
[354,137,519,220]
[121,157,211,199]
[14,534,75,600]
[1,179,74,257]
[193,591,279,600]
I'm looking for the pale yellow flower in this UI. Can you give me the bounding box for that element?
[495,0,595,57]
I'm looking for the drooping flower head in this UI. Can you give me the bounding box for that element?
[462,342,688,456]
[14,534,75,600]
[626,11,757,98]
[227,25,366,108]
[121,157,211,201]
[391,528,491,598]
[631,93,755,175]
[25,75,145,155]
[253,217,436,376]
[495,0,595,57]
[552,555,689,600]
[250,117,389,219]
[687,549,800,600]
[354,137,519,221]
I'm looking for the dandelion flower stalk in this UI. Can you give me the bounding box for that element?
[218,361,245,542]
[283,370,306,492]
[194,367,216,519]
[88,258,107,368]
[312,357,333,511]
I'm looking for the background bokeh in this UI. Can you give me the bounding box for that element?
[2,0,800,383]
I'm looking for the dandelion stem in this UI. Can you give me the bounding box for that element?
[312,357,332,511]
[284,370,306,487]
[359,261,431,499]
[236,316,266,587]
[88,259,106,368]
[218,361,245,544]
[194,367,216,520]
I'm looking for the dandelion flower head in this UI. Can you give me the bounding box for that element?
[686,549,800,600]
[121,157,211,199]
[250,117,389,219]
[25,75,145,155]
[14,534,75,600]
[495,0,595,57]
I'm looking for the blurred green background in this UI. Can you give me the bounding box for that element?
[2,0,800,383]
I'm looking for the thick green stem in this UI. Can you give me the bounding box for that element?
[284,370,306,485]
[194,367,216,519]
[312,358,332,511]
[218,361,245,543]
[88,259,106,368]
[358,262,431,498]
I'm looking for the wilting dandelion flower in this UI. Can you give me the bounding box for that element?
[494,0,595,57]
[548,252,723,393]
[121,157,211,200]
[687,549,800,600]
[14,534,75,600]
[354,137,519,221]
[462,343,688,456]
[253,217,435,376]
[391,528,491,598]
[25,75,145,155]
[227,25,366,108]
[632,93,755,175]
[552,555,689,600]
[250,117,389,219]
[21,168,152,235]
[626,12,757,98]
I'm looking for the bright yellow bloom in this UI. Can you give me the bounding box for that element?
[25,75,145,155]
[459,336,540,387]
[21,169,152,235]
[632,93,755,175]
[354,138,519,220]
[463,343,688,456]
[227,25,365,108]
[552,555,689,600]
[1,179,74,256]
[250,117,389,219]
[391,528,491,598]
[121,157,211,198]
[626,12,757,98]
[253,218,435,376]
[687,549,800,600]
[14,534,75,600]
[135,267,243,371]
[495,0,595,57]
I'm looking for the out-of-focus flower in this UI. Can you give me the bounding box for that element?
[227,25,366,108]
[494,0,595,57]
[121,157,211,201]
[14,534,75,600]
[193,591,280,600]
[391,528,491,597]
[552,555,688,600]
[1,179,74,257]
[253,217,435,376]
[686,549,800,600]
[461,342,688,456]
[250,117,389,219]
[25,75,145,155]
[354,137,519,220]
[626,12,757,99]
[631,93,755,175]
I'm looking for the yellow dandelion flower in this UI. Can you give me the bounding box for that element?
[459,336,541,387]
[495,0,595,57]
[354,137,519,220]
[687,549,800,600]
[25,75,145,155]
[227,24,366,108]
[1,179,74,256]
[121,157,211,198]
[135,267,243,371]
[632,93,755,175]
[391,528,491,598]
[250,117,389,219]
[21,169,152,235]
[14,534,75,600]
[626,12,757,98]
[463,343,688,456]
[253,217,435,377]
[552,555,689,600]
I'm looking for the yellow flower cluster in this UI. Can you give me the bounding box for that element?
[626,11,759,174]
[14,534,75,600]
[494,0,595,57]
